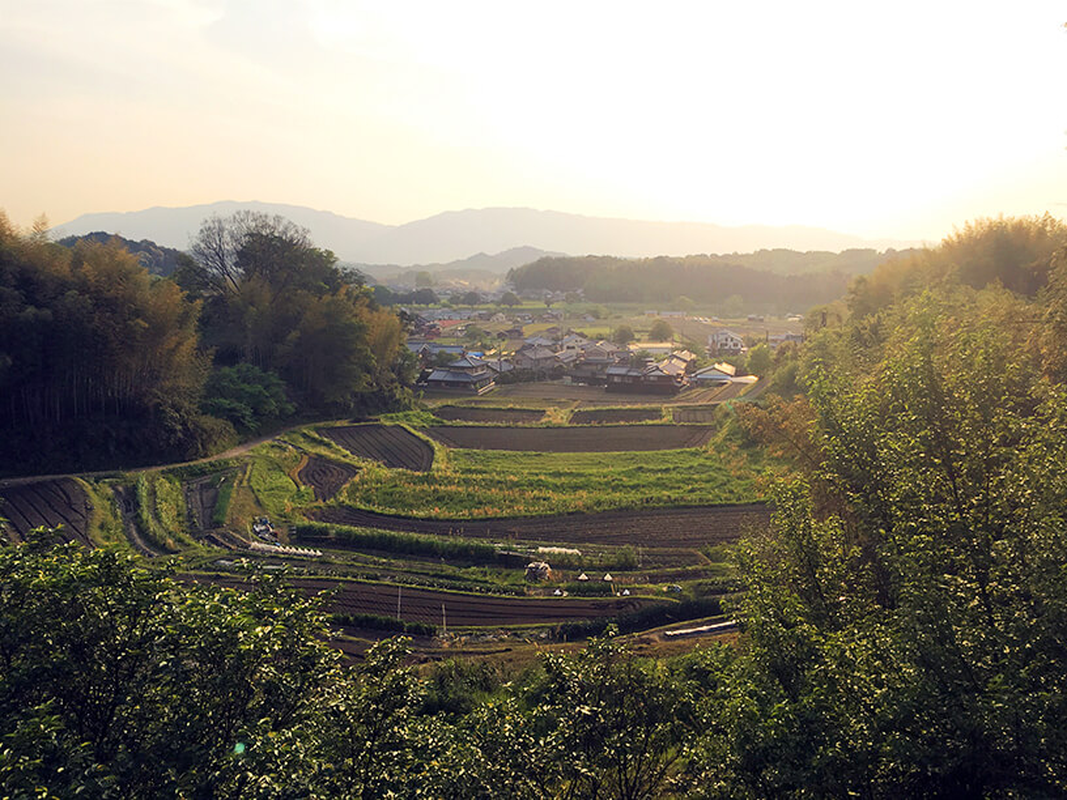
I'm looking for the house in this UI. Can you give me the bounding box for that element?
[606,358,687,394]
[628,341,676,358]
[559,332,592,354]
[569,340,628,383]
[661,350,697,373]
[692,362,738,385]
[708,329,746,355]
[513,345,560,372]
[420,355,496,394]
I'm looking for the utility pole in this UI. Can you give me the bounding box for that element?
[441,603,447,634]
[396,585,401,621]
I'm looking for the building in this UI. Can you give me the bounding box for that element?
[420,355,496,394]
[692,362,738,385]
[708,329,746,355]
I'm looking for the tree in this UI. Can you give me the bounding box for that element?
[201,364,294,432]
[500,291,520,307]
[0,544,339,796]
[0,221,213,469]
[612,324,635,345]
[745,341,772,376]
[722,286,1067,796]
[648,319,674,341]
[187,210,311,294]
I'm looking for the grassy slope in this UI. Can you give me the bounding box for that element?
[334,428,775,518]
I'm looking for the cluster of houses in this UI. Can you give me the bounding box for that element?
[411,327,753,396]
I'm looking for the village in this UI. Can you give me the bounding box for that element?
[405,304,803,395]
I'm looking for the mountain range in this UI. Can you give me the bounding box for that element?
[51,201,914,268]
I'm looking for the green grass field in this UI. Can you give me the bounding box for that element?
[336,441,773,518]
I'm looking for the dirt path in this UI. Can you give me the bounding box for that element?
[0,421,333,489]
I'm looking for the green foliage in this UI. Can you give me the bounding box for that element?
[246,456,301,518]
[612,323,635,344]
[720,283,1067,796]
[329,612,436,637]
[0,544,339,797]
[648,318,674,341]
[344,446,767,518]
[745,341,772,376]
[201,363,294,432]
[134,474,188,552]
[212,475,234,527]
[294,522,499,562]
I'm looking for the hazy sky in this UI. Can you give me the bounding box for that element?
[2,1,1065,242]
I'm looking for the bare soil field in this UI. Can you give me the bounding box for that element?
[424,424,714,452]
[320,424,434,471]
[570,407,662,424]
[298,456,359,500]
[309,503,770,549]
[192,575,664,628]
[0,478,92,545]
[435,406,546,424]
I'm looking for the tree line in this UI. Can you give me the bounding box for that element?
[0,211,414,473]
[506,249,909,312]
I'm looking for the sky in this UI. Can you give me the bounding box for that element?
[2,1,1065,243]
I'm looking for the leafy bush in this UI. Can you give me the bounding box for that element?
[201,364,294,432]
[329,612,435,637]
[294,522,499,562]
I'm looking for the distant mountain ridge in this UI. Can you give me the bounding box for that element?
[52,201,916,267]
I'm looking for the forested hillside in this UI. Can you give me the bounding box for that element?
[0,211,413,474]
[507,248,913,311]
[56,231,185,276]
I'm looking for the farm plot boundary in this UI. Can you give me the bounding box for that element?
[320,424,434,471]
[309,503,770,550]
[189,575,664,628]
[434,406,546,424]
[425,424,714,452]
[298,456,359,500]
[0,478,92,545]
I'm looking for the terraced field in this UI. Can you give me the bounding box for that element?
[0,478,92,545]
[570,407,662,424]
[298,456,359,500]
[192,575,664,628]
[310,503,770,549]
[425,424,714,452]
[320,424,434,471]
[435,406,545,424]
[671,406,718,423]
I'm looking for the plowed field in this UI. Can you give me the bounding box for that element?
[435,406,545,424]
[321,424,434,471]
[309,503,769,549]
[0,478,92,545]
[298,456,359,500]
[192,575,663,628]
[424,424,713,452]
[570,407,662,424]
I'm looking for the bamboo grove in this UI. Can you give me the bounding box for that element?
[0,212,413,473]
